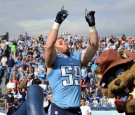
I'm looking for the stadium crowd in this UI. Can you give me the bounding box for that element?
[0,32,135,115]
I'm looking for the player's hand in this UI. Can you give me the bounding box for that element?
[85,9,95,27]
[55,6,68,24]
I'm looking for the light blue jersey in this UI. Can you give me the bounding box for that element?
[47,51,82,109]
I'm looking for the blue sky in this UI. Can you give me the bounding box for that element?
[0,0,135,39]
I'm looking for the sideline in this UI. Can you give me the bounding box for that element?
[92,111,124,115]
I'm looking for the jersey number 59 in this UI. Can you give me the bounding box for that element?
[61,66,81,86]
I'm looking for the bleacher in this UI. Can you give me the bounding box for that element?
[90,104,116,111]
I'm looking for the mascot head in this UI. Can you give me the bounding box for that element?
[95,49,135,114]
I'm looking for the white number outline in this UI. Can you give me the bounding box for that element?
[61,65,81,86]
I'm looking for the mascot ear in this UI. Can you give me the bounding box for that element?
[119,50,128,59]
[94,68,102,80]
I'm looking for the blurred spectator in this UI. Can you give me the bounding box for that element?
[81,66,88,81]
[10,41,16,59]
[43,97,49,115]
[27,76,33,87]
[90,93,100,106]
[4,45,11,58]
[3,88,14,106]
[32,78,41,85]
[0,45,4,60]
[80,79,87,98]
[95,85,102,98]
[121,34,126,41]
[46,92,52,115]
[39,80,48,94]
[108,97,116,109]
[85,87,93,100]
[20,88,26,103]
[88,79,97,94]
[0,40,7,51]
[46,85,51,95]
[6,79,15,89]
[14,88,22,101]
[37,68,46,80]
[0,62,5,83]
[7,98,20,115]
[6,56,14,73]
[80,98,92,115]
[99,94,109,110]
[24,32,30,40]
[1,54,7,66]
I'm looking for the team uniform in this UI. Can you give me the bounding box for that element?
[47,51,82,115]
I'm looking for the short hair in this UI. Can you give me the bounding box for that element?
[57,37,64,40]
[32,78,41,85]
[81,98,86,101]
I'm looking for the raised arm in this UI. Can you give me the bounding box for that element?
[45,7,68,69]
[81,10,99,66]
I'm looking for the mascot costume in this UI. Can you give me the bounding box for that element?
[95,49,135,115]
